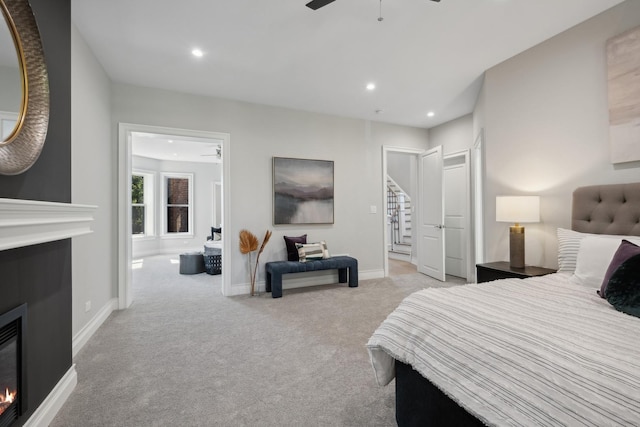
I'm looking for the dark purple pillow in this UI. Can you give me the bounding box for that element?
[605,253,640,318]
[283,235,307,261]
[599,239,640,298]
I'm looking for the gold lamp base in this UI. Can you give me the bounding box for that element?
[509,225,525,269]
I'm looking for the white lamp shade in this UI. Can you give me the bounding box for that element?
[496,196,540,223]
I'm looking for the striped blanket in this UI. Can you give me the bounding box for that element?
[367,274,640,426]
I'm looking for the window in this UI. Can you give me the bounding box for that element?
[163,173,193,235]
[132,175,145,235]
[131,171,155,237]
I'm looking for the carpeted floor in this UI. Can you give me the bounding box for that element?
[51,255,466,426]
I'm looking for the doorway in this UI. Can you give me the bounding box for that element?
[382,145,472,282]
[444,151,471,280]
[382,146,422,277]
[118,123,231,309]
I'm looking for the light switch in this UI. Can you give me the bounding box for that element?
[370,205,377,214]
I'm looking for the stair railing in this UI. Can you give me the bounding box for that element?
[386,175,412,252]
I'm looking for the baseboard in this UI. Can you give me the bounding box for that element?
[132,248,201,259]
[360,269,384,280]
[23,364,77,427]
[72,298,118,358]
[388,251,412,262]
[228,268,384,296]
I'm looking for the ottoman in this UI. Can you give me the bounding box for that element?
[179,252,205,274]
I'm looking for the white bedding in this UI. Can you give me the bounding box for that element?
[366,273,640,426]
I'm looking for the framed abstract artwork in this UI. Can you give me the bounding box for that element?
[607,25,640,164]
[273,157,334,225]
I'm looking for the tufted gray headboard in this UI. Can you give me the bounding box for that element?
[572,182,640,236]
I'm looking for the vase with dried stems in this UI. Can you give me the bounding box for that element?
[239,229,272,296]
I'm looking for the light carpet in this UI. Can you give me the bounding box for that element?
[51,255,466,426]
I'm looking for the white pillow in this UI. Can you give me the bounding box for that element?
[569,235,640,288]
[296,241,330,262]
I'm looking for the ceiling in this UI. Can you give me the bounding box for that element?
[72,0,625,129]
[132,132,222,164]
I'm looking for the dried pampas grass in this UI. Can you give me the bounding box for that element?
[257,230,272,255]
[239,229,273,296]
[239,229,259,254]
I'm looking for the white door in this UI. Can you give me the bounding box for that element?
[444,155,468,279]
[418,146,445,281]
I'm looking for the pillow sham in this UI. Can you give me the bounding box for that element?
[605,253,640,318]
[296,241,330,262]
[557,228,592,273]
[284,234,307,261]
[569,235,640,289]
[599,240,640,298]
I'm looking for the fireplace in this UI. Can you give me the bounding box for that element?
[0,305,26,427]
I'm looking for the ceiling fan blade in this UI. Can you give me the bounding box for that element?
[306,0,336,10]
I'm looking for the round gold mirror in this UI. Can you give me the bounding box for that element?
[0,0,49,175]
[0,4,22,142]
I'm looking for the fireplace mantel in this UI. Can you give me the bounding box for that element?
[0,198,97,251]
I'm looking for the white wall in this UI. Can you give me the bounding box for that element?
[480,0,640,269]
[111,84,429,293]
[132,155,221,257]
[428,114,473,155]
[71,25,116,339]
[387,152,413,197]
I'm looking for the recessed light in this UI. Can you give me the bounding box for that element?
[192,48,204,57]
[168,140,173,143]
[366,83,376,91]
[427,111,435,117]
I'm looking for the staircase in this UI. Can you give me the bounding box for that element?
[387,176,412,259]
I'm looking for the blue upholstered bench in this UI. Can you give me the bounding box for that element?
[265,256,358,298]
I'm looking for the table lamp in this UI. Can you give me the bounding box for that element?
[496,196,540,269]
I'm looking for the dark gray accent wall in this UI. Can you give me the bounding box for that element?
[0,0,71,203]
[0,0,72,425]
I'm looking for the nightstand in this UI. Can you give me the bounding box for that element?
[476,261,556,283]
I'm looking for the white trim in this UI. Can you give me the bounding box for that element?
[23,365,77,427]
[381,146,424,278]
[119,123,232,309]
[444,149,472,282]
[72,298,118,358]
[473,129,485,279]
[0,199,96,251]
[132,247,203,259]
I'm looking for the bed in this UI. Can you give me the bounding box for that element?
[367,182,640,426]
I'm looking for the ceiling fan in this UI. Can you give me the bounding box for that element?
[306,0,440,11]
[200,145,222,159]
